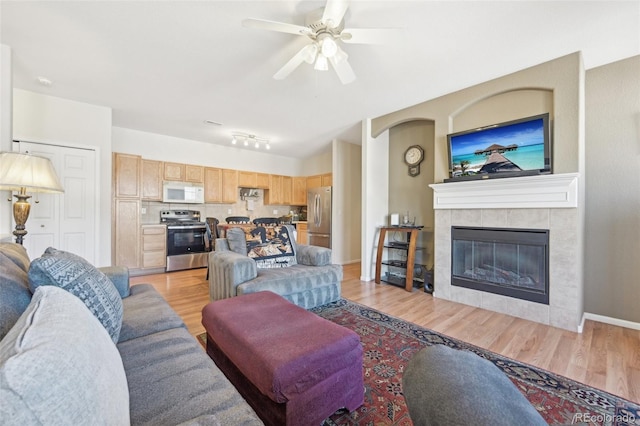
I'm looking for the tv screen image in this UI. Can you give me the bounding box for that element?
[447,113,551,181]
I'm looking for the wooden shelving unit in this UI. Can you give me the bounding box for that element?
[375,226,427,292]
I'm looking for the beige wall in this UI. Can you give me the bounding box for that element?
[388,120,435,268]
[369,52,586,330]
[584,55,640,323]
[332,139,361,264]
[368,52,640,326]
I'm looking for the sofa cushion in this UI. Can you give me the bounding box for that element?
[117,327,261,426]
[118,284,186,343]
[237,264,342,308]
[226,228,249,256]
[0,243,32,340]
[28,247,123,342]
[0,286,130,425]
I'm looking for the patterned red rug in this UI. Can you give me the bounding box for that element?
[199,299,640,425]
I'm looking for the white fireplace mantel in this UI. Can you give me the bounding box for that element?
[429,173,579,210]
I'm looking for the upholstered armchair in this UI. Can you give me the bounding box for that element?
[208,225,342,309]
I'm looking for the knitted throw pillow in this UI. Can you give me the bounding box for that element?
[28,247,123,343]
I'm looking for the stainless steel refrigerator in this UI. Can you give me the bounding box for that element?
[307,186,332,248]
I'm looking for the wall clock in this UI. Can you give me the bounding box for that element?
[404,145,424,177]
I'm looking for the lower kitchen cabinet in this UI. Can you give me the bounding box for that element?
[296,222,308,245]
[114,198,140,269]
[141,225,166,269]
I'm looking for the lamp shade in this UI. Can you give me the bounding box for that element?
[0,152,64,193]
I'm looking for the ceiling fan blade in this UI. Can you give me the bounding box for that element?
[322,0,349,27]
[341,28,406,45]
[329,55,356,85]
[274,44,317,80]
[242,18,311,36]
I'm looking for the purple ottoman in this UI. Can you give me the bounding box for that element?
[202,291,363,426]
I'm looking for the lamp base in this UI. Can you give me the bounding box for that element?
[12,190,31,245]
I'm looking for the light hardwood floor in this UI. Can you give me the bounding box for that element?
[131,263,640,403]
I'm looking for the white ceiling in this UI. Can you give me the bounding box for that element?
[1,1,638,158]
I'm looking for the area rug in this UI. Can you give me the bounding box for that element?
[198,298,640,426]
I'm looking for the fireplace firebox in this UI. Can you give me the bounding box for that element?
[451,227,549,304]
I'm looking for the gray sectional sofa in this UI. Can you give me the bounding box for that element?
[208,225,342,309]
[0,242,262,425]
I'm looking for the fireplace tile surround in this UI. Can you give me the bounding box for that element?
[430,173,583,332]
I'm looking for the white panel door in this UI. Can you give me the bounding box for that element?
[17,142,97,263]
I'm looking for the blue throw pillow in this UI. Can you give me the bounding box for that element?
[28,247,123,343]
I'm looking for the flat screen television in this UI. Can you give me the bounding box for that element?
[446,113,551,182]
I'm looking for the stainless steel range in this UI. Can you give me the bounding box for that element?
[160,209,208,272]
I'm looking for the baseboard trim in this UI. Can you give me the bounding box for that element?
[339,259,361,266]
[582,312,640,331]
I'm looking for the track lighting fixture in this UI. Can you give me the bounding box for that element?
[231,132,271,150]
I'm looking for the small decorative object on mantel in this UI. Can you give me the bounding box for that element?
[404,145,424,177]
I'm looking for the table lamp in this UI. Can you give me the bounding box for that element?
[0,151,64,244]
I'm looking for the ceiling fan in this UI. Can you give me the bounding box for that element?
[242,0,404,84]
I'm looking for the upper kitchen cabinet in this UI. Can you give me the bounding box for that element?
[185,164,204,183]
[256,173,270,189]
[307,173,332,189]
[204,167,223,203]
[292,177,306,206]
[306,174,322,189]
[238,171,270,189]
[264,174,283,205]
[222,169,239,203]
[141,159,163,201]
[164,162,203,182]
[205,168,237,203]
[282,176,292,205]
[113,153,141,198]
[163,162,184,181]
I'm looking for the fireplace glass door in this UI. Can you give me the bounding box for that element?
[451,227,549,304]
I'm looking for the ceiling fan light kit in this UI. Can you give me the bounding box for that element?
[243,0,403,85]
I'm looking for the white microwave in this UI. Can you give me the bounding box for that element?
[162,181,205,204]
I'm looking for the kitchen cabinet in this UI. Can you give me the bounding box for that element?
[282,176,292,205]
[238,171,257,188]
[113,153,141,198]
[292,177,307,206]
[296,222,308,245]
[256,173,270,189]
[306,175,322,189]
[204,167,223,203]
[222,169,238,203]
[114,198,140,269]
[141,159,163,201]
[185,164,204,183]
[238,171,270,189]
[163,162,185,181]
[307,173,332,189]
[265,174,283,204]
[141,225,166,269]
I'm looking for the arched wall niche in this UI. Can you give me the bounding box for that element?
[372,116,434,139]
[450,88,554,134]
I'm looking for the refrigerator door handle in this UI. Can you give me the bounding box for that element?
[316,194,321,228]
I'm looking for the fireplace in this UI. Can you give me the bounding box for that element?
[451,226,549,304]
